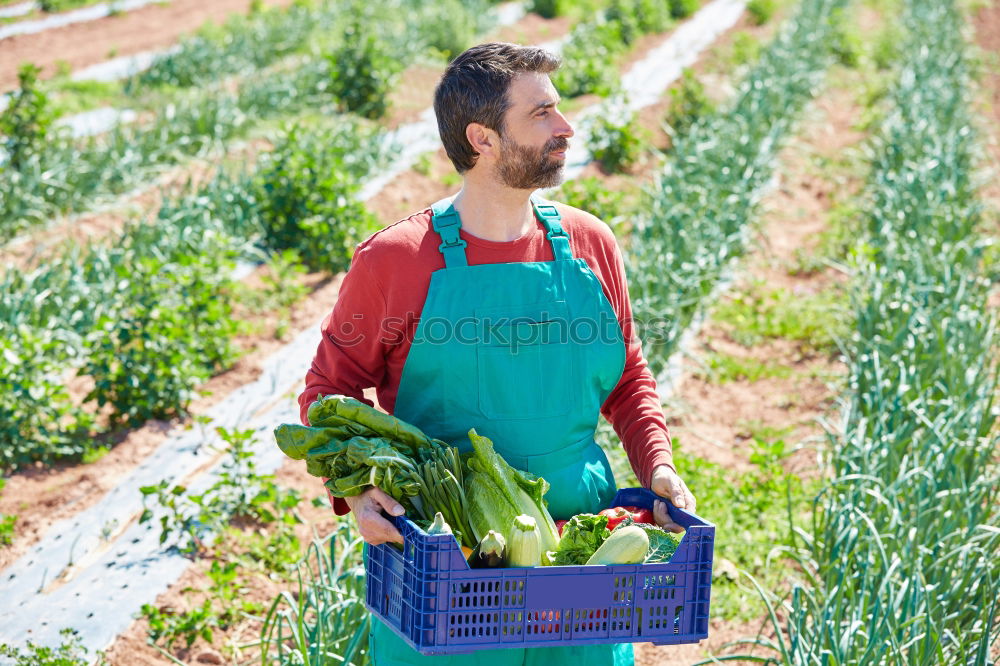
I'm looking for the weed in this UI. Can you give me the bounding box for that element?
[699,351,792,384]
[551,21,623,98]
[713,280,849,352]
[413,153,433,177]
[142,599,216,650]
[0,628,104,665]
[226,521,302,575]
[0,64,54,171]
[724,31,763,68]
[586,96,645,174]
[0,513,14,546]
[326,30,402,120]
[735,420,794,442]
[830,7,863,68]
[44,77,121,118]
[253,123,382,272]
[664,68,714,136]
[668,0,699,18]
[81,445,110,465]
[206,558,265,624]
[870,21,904,70]
[552,176,639,231]
[747,0,777,24]
[232,249,309,340]
[139,427,302,555]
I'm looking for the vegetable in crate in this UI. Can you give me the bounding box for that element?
[464,429,560,553]
[585,525,649,565]
[426,512,452,536]
[629,521,682,564]
[469,530,507,569]
[547,513,611,566]
[507,515,542,567]
[273,394,476,547]
[599,506,654,530]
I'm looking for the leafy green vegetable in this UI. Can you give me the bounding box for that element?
[548,513,611,566]
[641,524,681,563]
[464,430,560,554]
[274,396,475,546]
[612,517,682,564]
[306,394,437,451]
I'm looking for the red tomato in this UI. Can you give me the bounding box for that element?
[599,506,654,529]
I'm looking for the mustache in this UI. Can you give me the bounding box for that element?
[545,138,569,153]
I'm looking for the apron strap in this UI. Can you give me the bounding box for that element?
[428,195,573,267]
[531,194,573,262]
[430,198,469,268]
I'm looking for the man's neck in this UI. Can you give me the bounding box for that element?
[451,175,537,242]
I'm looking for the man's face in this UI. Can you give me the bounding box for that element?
[493,72,574,190]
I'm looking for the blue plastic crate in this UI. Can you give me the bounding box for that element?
[364,487,715,655]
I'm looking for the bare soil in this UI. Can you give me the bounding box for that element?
[0,0,300,92]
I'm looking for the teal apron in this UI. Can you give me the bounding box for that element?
[368,195,633,666]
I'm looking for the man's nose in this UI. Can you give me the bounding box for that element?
[555,111,574,138]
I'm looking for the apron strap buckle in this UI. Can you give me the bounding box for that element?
[432,206,470,268]
[439,237,468,252]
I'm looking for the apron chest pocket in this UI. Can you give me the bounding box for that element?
[475,301,577,421]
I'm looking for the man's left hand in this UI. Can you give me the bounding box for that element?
[649,464,696,534]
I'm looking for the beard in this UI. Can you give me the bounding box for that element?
[493,133,569,190]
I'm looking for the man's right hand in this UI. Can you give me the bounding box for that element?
[344,486,406,546]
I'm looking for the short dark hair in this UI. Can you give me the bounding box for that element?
[434,42,561,173]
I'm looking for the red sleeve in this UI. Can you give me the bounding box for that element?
[299,249,389,517]
[598,237,676,488]
[299,249,387,421]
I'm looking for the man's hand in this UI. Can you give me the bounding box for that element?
[649,465,697,534]
[344,486,406,546]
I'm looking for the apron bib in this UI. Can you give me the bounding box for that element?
[369,195,633,666]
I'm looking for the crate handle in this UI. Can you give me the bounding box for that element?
[610,487,714,530]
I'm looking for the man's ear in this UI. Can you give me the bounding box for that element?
[466,122,498,160]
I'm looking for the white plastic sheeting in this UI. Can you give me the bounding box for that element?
[0,2,34,19]
[0,0,166,41]
[58,106,137,137]
[0,0,747,654]
[70,45,183,83]
[559,0,746,181]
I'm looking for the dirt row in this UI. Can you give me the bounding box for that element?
[0,0,302,91]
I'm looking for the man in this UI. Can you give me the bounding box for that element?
[299,42,696,666]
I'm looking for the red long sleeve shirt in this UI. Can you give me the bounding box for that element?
[299,202,675,515]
